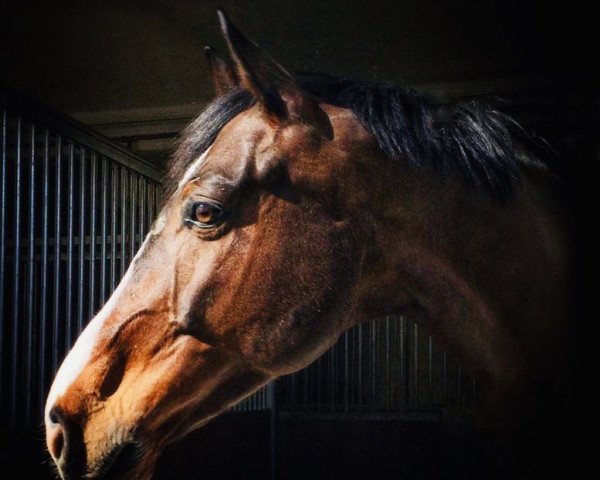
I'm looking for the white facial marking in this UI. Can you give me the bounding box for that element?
[45,145,208,423]
[45,215,165,423]
[149,212,167,236]
[178,146,212,190]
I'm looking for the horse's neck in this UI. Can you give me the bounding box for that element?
[355,166,571,409]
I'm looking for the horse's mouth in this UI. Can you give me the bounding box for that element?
[86,442,145,480]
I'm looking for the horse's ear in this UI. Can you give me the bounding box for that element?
[217,9,332,138]
[204,46,239,96]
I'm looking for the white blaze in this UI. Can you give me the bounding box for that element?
[45,213,168,422]
[178,146,212,189]
[45,142,211,423]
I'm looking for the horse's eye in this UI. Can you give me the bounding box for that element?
[195,203,217,223]
[186,201,224,228]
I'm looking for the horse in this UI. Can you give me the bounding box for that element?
[44,10,576,479]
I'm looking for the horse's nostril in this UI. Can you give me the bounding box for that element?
[47,407,67,461]
[47,422,65,461]
[46,405,86,477]
[49,409,60,425]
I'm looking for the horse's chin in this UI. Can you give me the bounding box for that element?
[79,442,157,480]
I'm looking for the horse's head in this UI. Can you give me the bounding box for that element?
[45,12,387,479]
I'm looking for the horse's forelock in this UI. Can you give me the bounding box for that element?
[164,89,255,200]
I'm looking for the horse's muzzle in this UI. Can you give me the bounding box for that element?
[47,406,144,479]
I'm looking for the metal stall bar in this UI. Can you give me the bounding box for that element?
[24,122,36,425]
[52,136,63,380]
[138,177,146,247]
[357,322,363,411]
[39,128,50,417]
[120,165,127,278]
[77,148,86,334]
[10,116,22,426]
[89,153,97,319]
[414,322,419,411]
[385,316,390,410]
[129,172,137,262]
[65,141,75,353]
[100,156,108,306]
[0,110,6,415]
[1,91,163,428]
[428,335,433,409]
[110,162,118,293]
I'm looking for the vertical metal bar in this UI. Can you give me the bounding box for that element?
[316,355,322,409]
[428,335,433,409]
[290,360,296,406]
[385,316,390,411]
[138,178,146,240]
[77,148,86,334]
[414,322,419,410]
[391,318,396,408]
[145,182,152,230]
[25,122,36,425]
[349,328,355,407]
[148,183,155,227]
[329,339,335,411]
[394,318,400,408]
[100,157,108,304]
[154,181,160,218]
[120,165,127,277]
[303,359,308,410]
[357,322,362,411]
[457,364,463,419]
[146,180,154,230]
[458,365,465,416]
[400,317,407,411]
[130,173,137,261]
[443,350,448,405]
[65,141,74,350]
[395,319,400,411]
[110,162,118,292]
[344,330,349,412]
[89,153,97,318]
[11,116,22,426]
[39,128,50,416]
[371,321,376,410]
[0,109,7,415]
[470,378,476,417]
[52,135,62,377]
[270,382,276,480]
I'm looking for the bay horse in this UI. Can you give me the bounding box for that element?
[45,10,575,479]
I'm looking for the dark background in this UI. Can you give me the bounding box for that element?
[0,0,596,478]
[0,0,595,110]
[1,0,596,168]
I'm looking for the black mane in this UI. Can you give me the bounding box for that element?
[167,72,549,199]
